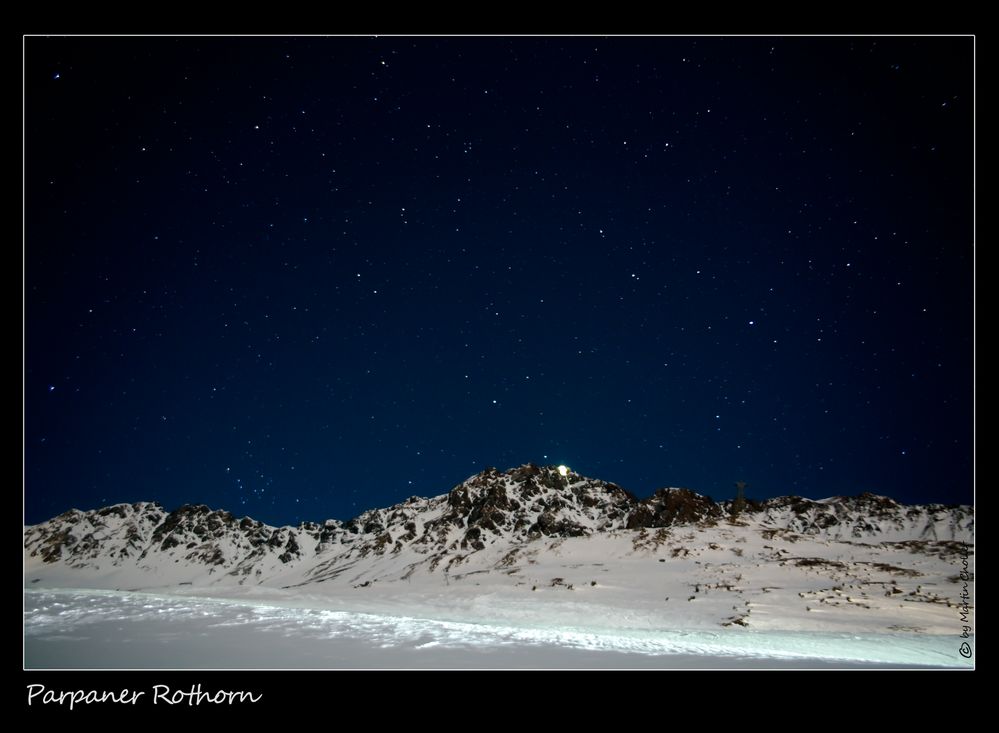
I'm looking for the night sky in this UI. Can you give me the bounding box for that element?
[25,36,974,526]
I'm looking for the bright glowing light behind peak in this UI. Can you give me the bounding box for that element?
[557,465,569,477]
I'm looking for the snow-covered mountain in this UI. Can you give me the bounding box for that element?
[24,464,974,635]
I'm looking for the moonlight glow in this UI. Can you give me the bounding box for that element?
[558,465,569,477]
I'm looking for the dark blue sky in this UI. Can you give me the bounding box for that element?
[25,36,974,526]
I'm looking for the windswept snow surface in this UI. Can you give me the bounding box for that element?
[24,589,968,669]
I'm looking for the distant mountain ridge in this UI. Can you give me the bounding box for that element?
[24,463,973,590]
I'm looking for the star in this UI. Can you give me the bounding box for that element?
[23,36,971,527]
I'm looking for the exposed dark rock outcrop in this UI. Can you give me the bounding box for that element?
[23,465,974,585]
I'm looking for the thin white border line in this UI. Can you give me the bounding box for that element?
[21,34,977,38]
[22,33,976,674]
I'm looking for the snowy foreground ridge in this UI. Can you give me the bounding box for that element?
[24,464,975,668]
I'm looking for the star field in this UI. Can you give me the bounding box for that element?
[25,37,973,525]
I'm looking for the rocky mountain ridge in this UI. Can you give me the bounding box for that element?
[25,463,973,590]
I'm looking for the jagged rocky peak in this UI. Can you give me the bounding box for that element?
[442,463,735,543]
[831,492,902,513]
[756,492,913,518]
[23,501,169,566]
[439,463,638,544]
[627,487,723,529]
[452,463,634,502]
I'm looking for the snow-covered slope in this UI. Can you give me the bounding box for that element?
[24,464,974,636]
